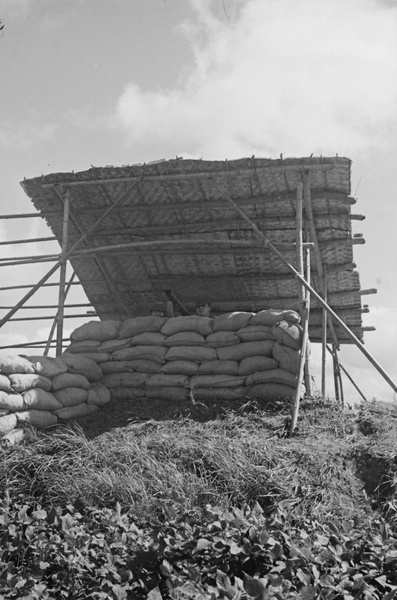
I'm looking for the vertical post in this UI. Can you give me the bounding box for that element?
[44,271,76,356]
[296,180,304,304]
[56,188,70,356]
[332,343,341,404]
[321,267,328,397]
[303,244,312,396]
[290,246,311,435]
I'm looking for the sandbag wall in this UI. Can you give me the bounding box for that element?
[0,354,110,442]
[63,309,305,405]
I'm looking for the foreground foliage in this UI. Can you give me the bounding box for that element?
[2,399,397,598]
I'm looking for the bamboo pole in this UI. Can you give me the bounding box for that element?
[0,176,143,328]
[326,345,368,403]
[0,303,91,309]
[321,268,328,397]
[290,246,311,434]
[332,344,341,404]
[56,189,70,356]
[0,236,56,246]
[296,180,304,304]
[215,184,397,394]
[6,314,98,322]
[303,245,313,396]
[45,271,76,356]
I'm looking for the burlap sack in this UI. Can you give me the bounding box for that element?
[100,372,147,388]
[205,331,240,348]
[236,325,275,342]
[15,410,58,429]
[198,360,240,375]
[59,356,102,381]
[118,316,166,339]
[0,392,25,412]
[62,352,111,364]
[27,355,67,377]
[131,332,167,346]
[164,332,206,347]
[160,361,199,376]
[22,389,62,411]
[51,373,91,391]
[146,374,189,388]
[87,383,111,407]
[9,373,52,393]
[165,346,217,362]
[0,355,36,375]
[272,342,301,374]
[217,340,275,362]
[112,346,167,363]
[282,310,301,324]
[272,321,303,350]
[0,413,17,437]
[250,309,285,327]
[212,312,254,332]
[190,374,246,388]
[0,409,10,417]
[98,339,132,353]
[54,403,99,421]
[64,340,101,354]
[71,320,121,342]
[160,316,213,337]
[245,368,297,387]
[239,356,278,376]
[100,361,135,374]
[53,387,88,407]
[0,374,13,393]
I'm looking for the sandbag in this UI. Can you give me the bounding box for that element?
[22,389,62,411]
[272,342,301,374]
[247,383,297,400]
[87,383,111,407]
[27,355,67,377]
[250,309,286,327]
[146,386,188,401]
[160,316,213,337]
[100,372,147,388]
[53,387,89,407]
[236,325,275,342]
[59,356,102,381]
[71,320,121,342]
[272,321,303,350]
[212,312,254,332]
[0,409,10,417]
[205,331,240,348]
[65,340,101,354]
[0,355,36,375]
[62,352,111,364]
[165,346,217,362]
[98,339,131,353]
[160,361,198,376]
[190,374,246,388]
[0,392,25,412]
[9,373,52,393]
[112,346,167,363]
[110,387,146,400]
[121,360,162,373]
[245,368,297,387]
[282,310,301,324]
[51,373,91,391]
[239,356,278,376]
[54,403,99,421]
[0,413,17,436]
[100,361,135,374]
[163,332,205,347]
[1,428,30,446]
[118,316,166,338]
[146,374,189,388]
[217,340,275,362]
[198,360,240,375]
[0,374,12,393]
[16,410,57,429]
[131,332,166,346]
[191,387,249,401]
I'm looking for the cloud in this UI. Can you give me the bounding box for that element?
[0,121,57,150]
[116,0,397,159]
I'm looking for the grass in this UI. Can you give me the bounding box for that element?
[2,396,397,526]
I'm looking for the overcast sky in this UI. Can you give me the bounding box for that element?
[0,0,396,404]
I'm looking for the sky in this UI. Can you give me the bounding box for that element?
[0,0,396,405]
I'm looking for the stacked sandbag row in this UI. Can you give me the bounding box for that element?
[0,353,110,442]
[64,309,305,404]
